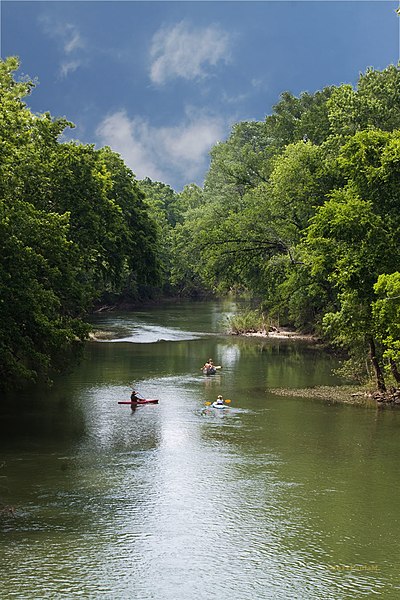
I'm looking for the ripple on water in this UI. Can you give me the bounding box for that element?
[97,324,205,344]
[2,303,398,599]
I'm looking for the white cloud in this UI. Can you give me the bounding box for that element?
[63,26,84,54]
[95,109,227,188]
[39,16,86,78]
[95,111,166,182]
[150,21,231,85]
[60,59,82,78]
[221,90,251,105]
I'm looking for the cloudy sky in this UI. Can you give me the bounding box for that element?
[1,1,398,190]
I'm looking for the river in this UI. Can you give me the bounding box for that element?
[1,300,400,599]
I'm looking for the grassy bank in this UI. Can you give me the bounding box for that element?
[267,385,378,407]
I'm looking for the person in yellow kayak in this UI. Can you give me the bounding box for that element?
[211,395,231,409]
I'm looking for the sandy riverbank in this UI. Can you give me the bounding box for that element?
[238,327,319,342]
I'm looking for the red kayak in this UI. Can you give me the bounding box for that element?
[118,399,159,405]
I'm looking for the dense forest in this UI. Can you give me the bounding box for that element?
[2,56,400,393]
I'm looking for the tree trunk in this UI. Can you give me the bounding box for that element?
[367,335,386,392]
[390,358,400,384]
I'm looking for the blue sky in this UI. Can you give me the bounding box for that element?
[1,1,399,190]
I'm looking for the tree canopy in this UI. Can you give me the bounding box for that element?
[3,55,400,393]
[176,64,400,391]
[0,57,160,389]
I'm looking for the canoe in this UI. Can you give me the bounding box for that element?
[202,365,222,375]
[203,368,217,375]
[118,399,159,405]
[211,402,228,409]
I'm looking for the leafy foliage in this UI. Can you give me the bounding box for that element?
[178,64,400,390]
[3,55,400,393]
[0,57,160,389]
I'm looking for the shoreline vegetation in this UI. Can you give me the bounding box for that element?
[240,329,400,407]
[227,312,400,407]
[267,386,373,406]
[3,58,400,395]
[268,385,400,408]
[226,309,319,341]
[249,329,400,407]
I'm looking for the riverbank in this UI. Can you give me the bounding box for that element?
[268,385,376,406]
[229,324,319,342]
[268,385,400,407]
[239,327,400,407]
[239,326,319,342]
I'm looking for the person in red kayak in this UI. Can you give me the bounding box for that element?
[130,389,140,411]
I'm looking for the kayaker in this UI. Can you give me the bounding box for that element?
[130,390,140,411]
[216,395,224,405]
[202,361,216,375]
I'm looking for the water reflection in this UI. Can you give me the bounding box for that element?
[1,301,400,598]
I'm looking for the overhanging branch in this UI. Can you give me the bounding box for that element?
[200,237,303,264]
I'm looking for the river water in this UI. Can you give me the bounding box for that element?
[1,300,400,599]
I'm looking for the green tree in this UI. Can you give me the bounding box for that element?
[0,57,161,389]
[372,273,400,383]
[328,65,400,138]
[176,183,204,213]
[137,178,179,293]
[0,197,89,387]
[186,86,338,302]
[305,187,397,390]
[266,87,334,147]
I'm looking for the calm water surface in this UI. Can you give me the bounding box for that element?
[1,300,400,599]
